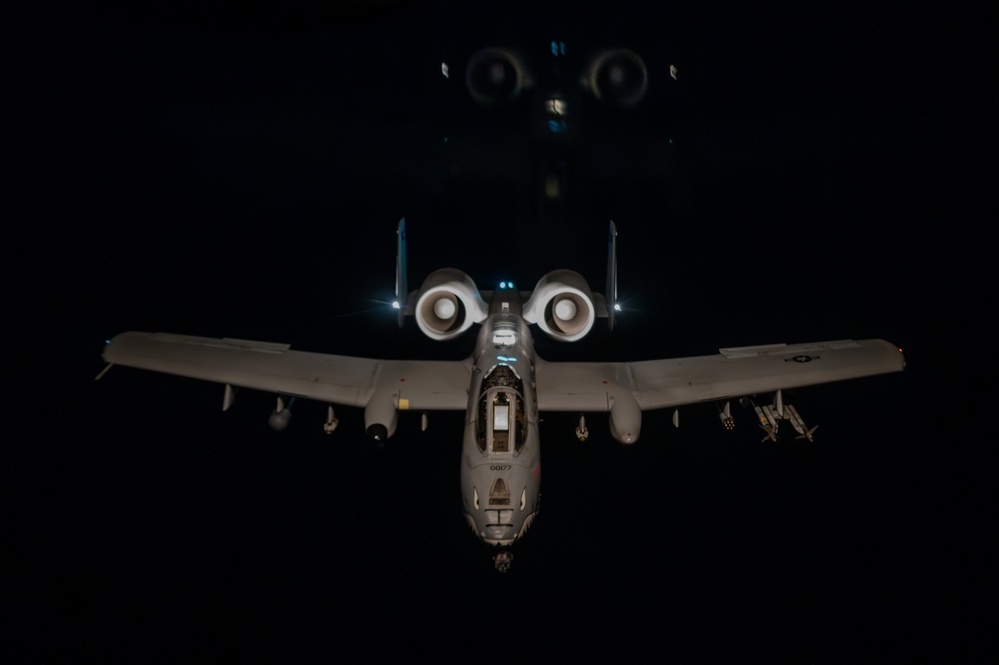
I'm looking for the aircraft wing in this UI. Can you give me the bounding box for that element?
[536,339,905,411]
[101,332,472,410]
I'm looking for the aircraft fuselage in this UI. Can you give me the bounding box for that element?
[460,291,541,546]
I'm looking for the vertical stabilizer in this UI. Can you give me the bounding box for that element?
[606,220,618,330]
[395,218,408,327]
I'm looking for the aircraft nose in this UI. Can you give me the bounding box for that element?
[484,525,515,542]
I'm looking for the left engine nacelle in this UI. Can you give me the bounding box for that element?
[415,269,488,341]
[522,270,597,342]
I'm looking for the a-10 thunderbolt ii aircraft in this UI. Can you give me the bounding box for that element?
[99,220,905,570]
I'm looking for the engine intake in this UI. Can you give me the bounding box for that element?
[582,49,648,108]
[466,47,532,106]
[523,270,597,342]
[415,269,488,341]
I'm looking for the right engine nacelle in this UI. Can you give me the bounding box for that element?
[415,269,488,341]
[522,270,597,342]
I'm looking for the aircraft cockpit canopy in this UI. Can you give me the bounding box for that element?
[476,364,526,455]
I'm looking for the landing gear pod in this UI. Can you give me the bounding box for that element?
[608,390,641,444]
[364,390,399,442]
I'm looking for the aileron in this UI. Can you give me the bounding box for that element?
[629,338,904,410]
[103,331,471,410]
[535,339,904,412]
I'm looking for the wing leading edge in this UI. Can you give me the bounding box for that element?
[102,331,472,411]
[536,338,905,411]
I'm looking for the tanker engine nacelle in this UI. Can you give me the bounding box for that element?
[415,269,489,341]
[523,270,597,342]
[466,47,533,106]
[581,48,648,109]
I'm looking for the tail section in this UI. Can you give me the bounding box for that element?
[606,220,618,330]
[395,219,619,341]
[395,218,408,327]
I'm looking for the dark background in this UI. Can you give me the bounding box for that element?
[9,1,991,659]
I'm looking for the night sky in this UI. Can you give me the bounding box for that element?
[10,1,991,660]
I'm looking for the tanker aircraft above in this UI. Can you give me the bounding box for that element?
[99,220,905,571]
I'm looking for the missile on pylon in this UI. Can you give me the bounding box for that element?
[762,404,780,428]
[784,404,818,442]
[752,400,779,442]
